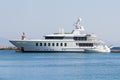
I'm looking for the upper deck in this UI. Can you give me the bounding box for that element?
[44,18,99,42]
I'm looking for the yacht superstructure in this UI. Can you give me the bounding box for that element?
[10,18,110,53]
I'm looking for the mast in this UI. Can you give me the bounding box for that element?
[75,18,82,29]
[75,18,84,31]
[72,18,85,34]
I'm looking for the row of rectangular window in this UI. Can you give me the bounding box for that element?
[74,37,87,41]
[45,36,64,39]
[36,43,67,47]
[45,36,87,40]
[76,43,93,47]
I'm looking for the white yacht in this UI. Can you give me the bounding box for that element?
[9,18,111,53]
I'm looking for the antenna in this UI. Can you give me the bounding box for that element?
[78,17,82,22]
[75,17,82,29]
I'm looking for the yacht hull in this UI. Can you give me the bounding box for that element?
[84,49,110,53]
[10,40,110,53]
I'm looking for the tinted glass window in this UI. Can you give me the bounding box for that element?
[36,43,38,46]
[78,43,93,47]
[40,43,42,46]
[48,43,50,46]
[74,37,87,41]
[64,43,67,46]
[56,43,59,46]
[44,43,46,46]
[45,36,64,39]
[52,43,54,46]
[60,43,63,46]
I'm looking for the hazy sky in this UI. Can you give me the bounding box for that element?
[0,0,120,45]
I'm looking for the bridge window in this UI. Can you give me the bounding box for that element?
[74,37,87,41]
[45,36,64,39]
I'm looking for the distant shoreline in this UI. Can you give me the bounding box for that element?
[0,46,17,50]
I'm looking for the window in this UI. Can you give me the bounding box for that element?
[60,43,63,46]
[36,43,38,46]
[64,43,67,47]
[79,43,82,46]
[89,43,93,46]
[48,43,50,46]
[44,43,46,46]
[78,43,93,47]
[40,43,42,46]
[74,37,87,41]
[52,43,55,46]
[56,43,59,46]
[45,36,64,39]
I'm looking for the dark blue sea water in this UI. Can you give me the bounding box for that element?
[0,50,120,80]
